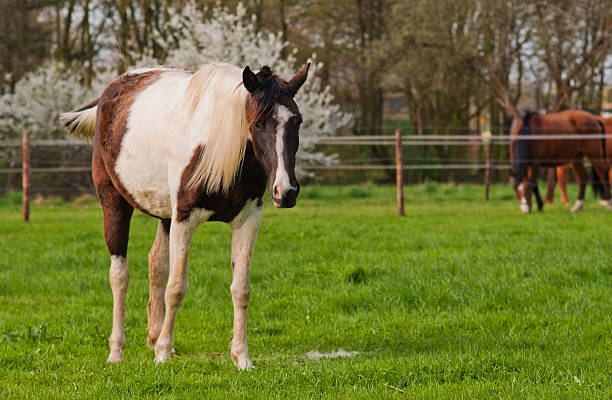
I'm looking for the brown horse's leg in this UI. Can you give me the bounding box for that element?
[570,160,587,212]
[557,165,570,205]
[608,168,612,205]
[147,219,170,350]
[93,150,134,363]
[590,160,611,207]
[544,168,556,204]
[529,166,544,211]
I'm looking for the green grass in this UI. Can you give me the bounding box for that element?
[1,184,611,399]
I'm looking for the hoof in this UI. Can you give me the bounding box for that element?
[231,351,253,370]
[154,350,170,364]
[154,348,176,364]
[107,350,124,363]
[570,200,584,212]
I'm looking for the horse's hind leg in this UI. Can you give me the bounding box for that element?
[100,190,134,363]
[570,160,587,212]
[557,165,570,205]
[590,160,611,208]
[544,168,556,205]
[147,219,170,350]
[93,149,134,363]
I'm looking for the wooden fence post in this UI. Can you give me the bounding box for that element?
[22,130,30,222]
[484,137,492,201]
[395,128,404,216]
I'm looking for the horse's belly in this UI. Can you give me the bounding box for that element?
[114,145,172,218]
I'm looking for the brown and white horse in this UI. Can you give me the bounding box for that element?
[61,62,310,368]
[510,110,610,213]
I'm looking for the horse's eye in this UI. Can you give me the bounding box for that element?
[254,121,263,129]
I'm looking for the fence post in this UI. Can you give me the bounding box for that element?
[22,130,30,222]
[484,137,492,201]
[395,128,404,216]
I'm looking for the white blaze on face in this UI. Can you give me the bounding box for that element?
[273,104,296,200]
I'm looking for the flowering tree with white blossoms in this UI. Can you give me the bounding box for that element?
[0,2,349,175]
[137,2,350,172]
[0,61,113,140]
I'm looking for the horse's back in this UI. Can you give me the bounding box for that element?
[526,110,604,163]
[536,110,600,134]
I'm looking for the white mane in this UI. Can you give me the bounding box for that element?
[184,63,250,193]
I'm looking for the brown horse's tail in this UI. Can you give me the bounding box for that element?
[512,112,535,186]
[60,98,98,138]
[591,166,605,198]
[592,119,609,198]
[598,119,606,161]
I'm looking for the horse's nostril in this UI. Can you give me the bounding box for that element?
[273,185,281,199]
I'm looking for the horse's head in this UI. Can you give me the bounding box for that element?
[243,63,310,208]
[510,112,535,213]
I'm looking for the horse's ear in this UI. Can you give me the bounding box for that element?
[287,62,310,97]
[243,66,259,93]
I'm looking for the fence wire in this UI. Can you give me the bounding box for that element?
[1,133,611,196]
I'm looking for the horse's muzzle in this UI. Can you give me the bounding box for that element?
[272,185,299,208]
[519,200,531,214]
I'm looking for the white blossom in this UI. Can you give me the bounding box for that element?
[137,2,351,173]
[0,2,350,175]
[0,61,113,140]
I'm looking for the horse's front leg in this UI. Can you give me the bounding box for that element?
[228,201,262,370]
[529,165,543,211]
[154,214,198,363]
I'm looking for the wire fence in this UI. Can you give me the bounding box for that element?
[1,132,611,197]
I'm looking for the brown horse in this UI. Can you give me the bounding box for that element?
[61,62,310,368]
[546,116,612,207]
[510,110,610,213]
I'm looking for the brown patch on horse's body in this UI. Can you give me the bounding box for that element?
[93,71,164,218]
[177,142,267,223]
[523,110,605,167]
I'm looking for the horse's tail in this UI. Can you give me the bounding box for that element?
[598,119,606,161]
[512,112,535,186]
[591,166,603,198]
[60,98,98,138]
[591,119,609,199]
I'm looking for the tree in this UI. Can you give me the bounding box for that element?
[133,2,350,174]
[0,61,112,140]
[0,2,350,179]
[531,0,612,112]
[0,0,51,92]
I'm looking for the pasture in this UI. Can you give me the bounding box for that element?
[0,184,610,399]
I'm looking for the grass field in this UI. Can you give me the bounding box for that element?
[1,184,611,399]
